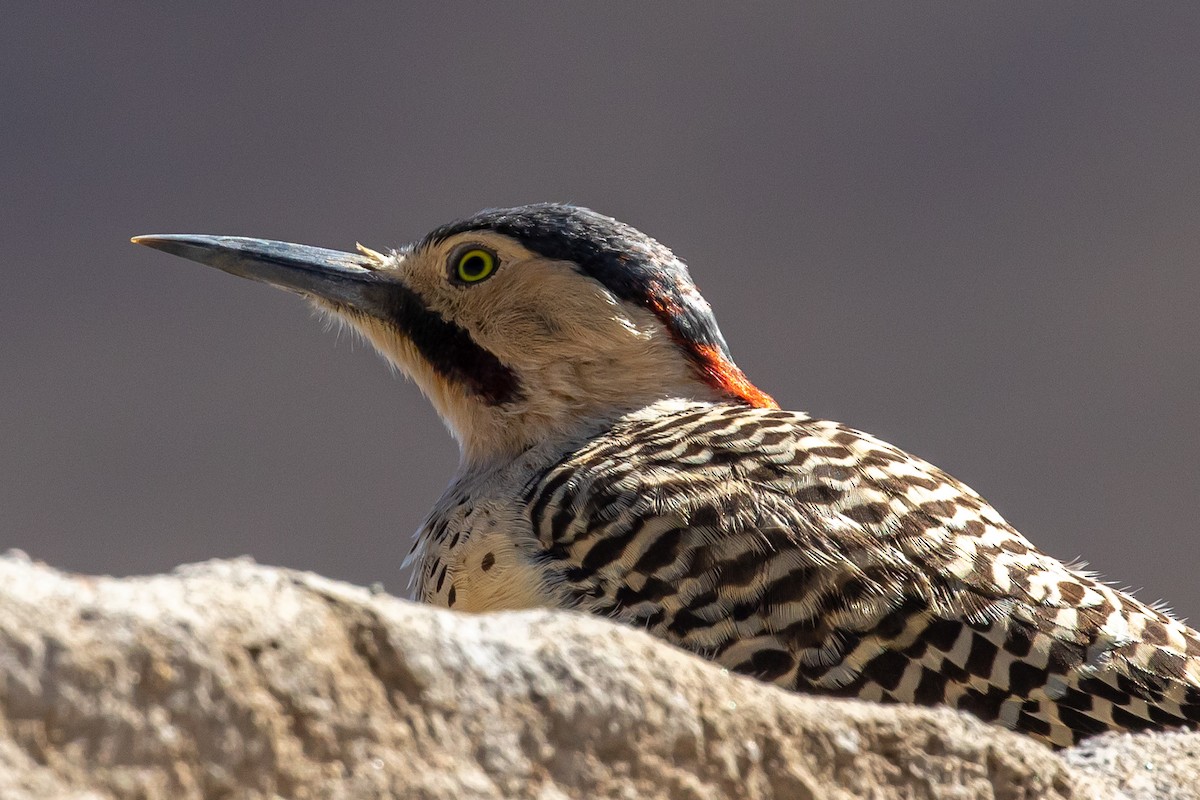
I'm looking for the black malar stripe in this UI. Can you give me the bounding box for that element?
[365,282,523,407]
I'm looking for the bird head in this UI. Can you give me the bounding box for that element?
[134,204,776,464]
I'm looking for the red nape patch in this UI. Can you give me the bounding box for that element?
[692,344,779,409]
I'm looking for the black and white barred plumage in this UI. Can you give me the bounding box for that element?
[417,399,1200,748]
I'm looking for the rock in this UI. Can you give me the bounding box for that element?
[0,553,1195,799]
[1064,731,1200,800]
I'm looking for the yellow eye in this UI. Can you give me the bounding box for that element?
[453,248,497,284]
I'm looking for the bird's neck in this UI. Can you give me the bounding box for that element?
[446,380,729,468]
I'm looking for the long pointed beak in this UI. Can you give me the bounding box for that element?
[131,234,389,312]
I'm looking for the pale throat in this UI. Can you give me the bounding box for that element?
[413,365,716,473]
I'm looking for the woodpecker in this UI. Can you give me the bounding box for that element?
[134,203,1200,748]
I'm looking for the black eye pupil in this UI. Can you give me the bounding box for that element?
[462,255,485,276]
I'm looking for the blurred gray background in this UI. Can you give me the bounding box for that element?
[2,5,1198,619]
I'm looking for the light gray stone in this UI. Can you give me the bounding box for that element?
[1064,730,1200,800]
[0,552,1195,799]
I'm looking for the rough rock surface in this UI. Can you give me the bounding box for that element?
[0,553,1196,799]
